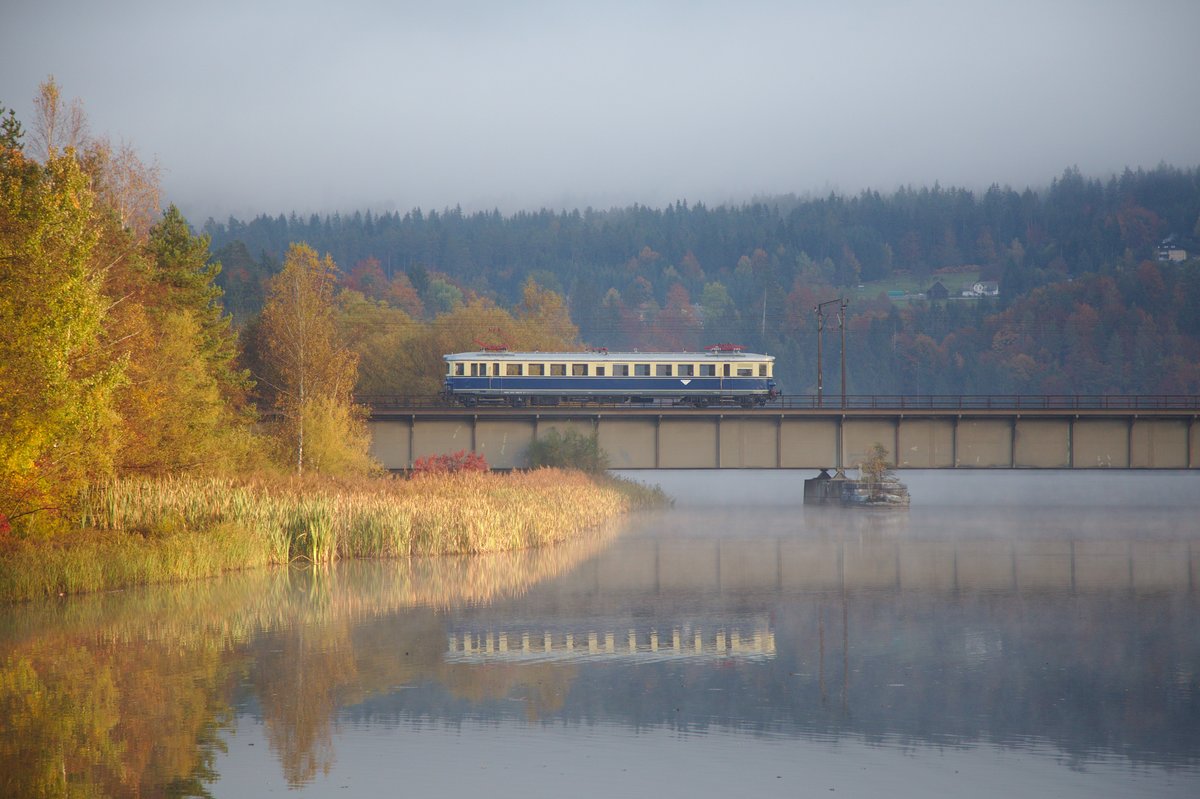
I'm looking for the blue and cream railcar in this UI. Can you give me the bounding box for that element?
[442,349,779,407]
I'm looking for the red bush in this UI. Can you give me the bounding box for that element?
[411,450,489,475]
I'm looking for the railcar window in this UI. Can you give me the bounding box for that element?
[700,364,716,377]
[528,363,545,376]
[571,363,588,376]
[595,366,606,376]
[634,364,650,376]
[656,364,673,377]
[613,364,630,376]
[550,363,566,376]
[453,363,465,376]
[759,364,767,376]
[506,364,523,376]
[723,364,731,377]
[678,364,695,377]
[493,363,501,376]
[470,363,482,376]
[737,367,753,376]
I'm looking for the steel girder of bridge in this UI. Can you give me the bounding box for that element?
[366,404,1200,471]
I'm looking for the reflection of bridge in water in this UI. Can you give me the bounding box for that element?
[443,520,1195,665]
[445,616,775,664]
[557,534,1198,596]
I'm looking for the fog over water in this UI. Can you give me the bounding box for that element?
[619,468,1200,510]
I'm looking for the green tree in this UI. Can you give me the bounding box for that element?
[0,106,22,151]
[527,429,609,473]
[148,205,248,401]
[700,281,737,342]
[427,277,463,314]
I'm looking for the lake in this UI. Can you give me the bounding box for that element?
[1,471,1197,797]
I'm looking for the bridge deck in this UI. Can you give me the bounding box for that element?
[363,396,1199,471]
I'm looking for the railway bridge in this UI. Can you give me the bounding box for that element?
[364,395,1200,471]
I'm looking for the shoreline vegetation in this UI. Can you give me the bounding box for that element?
[0,469,668,603]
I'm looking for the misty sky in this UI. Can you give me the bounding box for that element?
[3,0,1199,223]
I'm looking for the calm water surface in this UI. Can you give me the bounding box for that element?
[2,471,1198,797]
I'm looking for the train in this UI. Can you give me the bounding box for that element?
[442,346,779,407]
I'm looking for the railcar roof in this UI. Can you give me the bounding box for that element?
[444,350,773,362]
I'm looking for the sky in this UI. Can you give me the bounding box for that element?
[3,0,1199,223]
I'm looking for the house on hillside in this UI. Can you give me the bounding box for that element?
[1158,236,1188,262]
[927,280,949,301]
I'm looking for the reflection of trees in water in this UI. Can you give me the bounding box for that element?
[0,634,238,798]
[6,512,1196,794]
[253,620,353,786]
[0,524,619,794]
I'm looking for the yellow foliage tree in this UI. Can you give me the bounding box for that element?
[331,276,581,398]
[515,276,579,351]
[0,136,122,530]
[335,289,422,397]
[258,243,375,476]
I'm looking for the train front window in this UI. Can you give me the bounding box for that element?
[572,364,588,376]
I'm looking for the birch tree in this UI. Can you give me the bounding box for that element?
[29,76,88,161]
[258,243,370,475]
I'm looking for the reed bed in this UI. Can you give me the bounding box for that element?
[0,470,667,601]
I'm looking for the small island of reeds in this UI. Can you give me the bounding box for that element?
[0,469,667,602]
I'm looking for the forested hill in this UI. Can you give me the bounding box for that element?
[204,165,1200,396]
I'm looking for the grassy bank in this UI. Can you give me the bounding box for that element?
[0,470,667,602]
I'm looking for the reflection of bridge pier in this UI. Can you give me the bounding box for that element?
[562,537,1198,596]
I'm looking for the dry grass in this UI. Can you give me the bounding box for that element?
[0,470,667,601]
